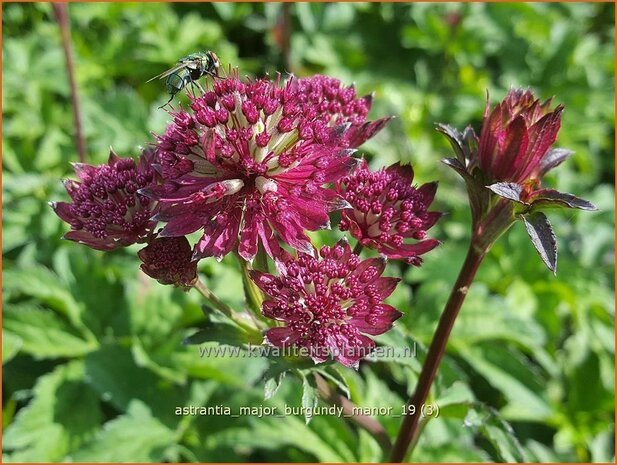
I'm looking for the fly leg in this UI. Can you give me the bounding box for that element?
[160,72,183,109]
[158,93,175,110]
[186,74,205,96]
[194,80,206,93]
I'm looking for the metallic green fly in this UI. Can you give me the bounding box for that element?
[147,51,220,108]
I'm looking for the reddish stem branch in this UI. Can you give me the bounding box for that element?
[52,3,86,163]
[389,242,486,462]
[281,3,292,71]
[313,373,392,456]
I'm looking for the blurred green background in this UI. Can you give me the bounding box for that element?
[2,2,614,462]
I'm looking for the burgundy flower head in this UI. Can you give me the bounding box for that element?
[138,236,197,288]
[438,88,596,272]
[250,239,402,368]
[337,160,441,265]
[146,72,390,261]
[51,149,158,251]
[292,75,391,148]
[478,88,563,184]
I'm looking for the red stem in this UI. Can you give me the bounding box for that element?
[281,3,292,71]
[390,242,486,461]
[52,3,86,163]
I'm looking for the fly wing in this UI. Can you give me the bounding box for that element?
[146,62,192,83]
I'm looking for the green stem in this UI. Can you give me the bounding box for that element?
[353,242,364,255]
[192,278,259,334]
[254,246,270,273]
[236,253,267,320]
[390,241,487,462]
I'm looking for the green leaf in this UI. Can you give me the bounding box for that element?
[69,400,176,462]
[3,361,102,462]
[521,212,558,273]
[300,372,318,424]
[131,338,187,385]
[263,366,287,400]
[433,381,476,420]
[314,366,351,399]
[183,320,252,347]
[84,344,190,427]
[463,403,527,462]
[2,331,22,365]
[448,282,547,353]
[365,344,422,372]
[458,344,551,421]
[239,258,265,314]
[3,266,85,330]
[4,304,98,359]
[207,415,346,462]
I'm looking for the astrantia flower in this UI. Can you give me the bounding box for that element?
[438,88,596,272]
[292,75,391,148]
[250,239,402,368]
[51,149,158,251]
[138,236,197,288]
[477,88,563,183]
[337,161,441,265]
[147,73,390,261]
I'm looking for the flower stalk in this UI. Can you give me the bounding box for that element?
[391,88,596,461]
[236,253,268,323]
[52,3,86,163]
[193,278,260,335]
[390,240,486,462]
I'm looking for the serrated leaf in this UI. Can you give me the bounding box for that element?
[4,304,98,359]
[487,182,524,203]
[521,212,558,273]
[2,331,22,365]
[263,367,287,400]
[3,361,102,462]
[3,266,85,330]
[463,404,526,462]
[301,372,319,424]
[437,381,475,408]
[530,188,598,211]
[69,400,175,462]
[131,339,187,385]
[85,344,190,427]
[207,415,345,462]
[458,344,551,421]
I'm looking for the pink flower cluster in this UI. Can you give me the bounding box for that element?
[337,161,441,265]
[51,149,157,251]
[251,240,401,367]
[52,71,442,365]
[147,73,392,261]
